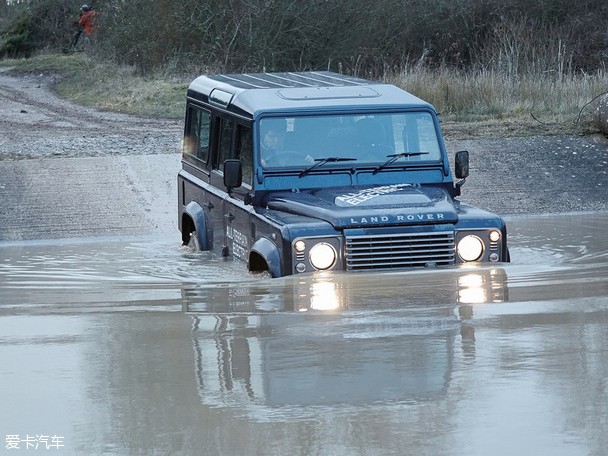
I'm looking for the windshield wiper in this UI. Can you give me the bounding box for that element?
[372,152,430,174]
[299,157,356,177]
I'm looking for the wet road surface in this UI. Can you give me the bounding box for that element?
[1,212,607,455]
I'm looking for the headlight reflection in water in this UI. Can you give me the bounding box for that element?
[457,268,508,304]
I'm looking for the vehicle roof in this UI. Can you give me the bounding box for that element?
[187,71,435,118]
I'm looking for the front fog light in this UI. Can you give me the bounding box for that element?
[294,240,306,253]
[309,243,336,270]
[458,235,484,262]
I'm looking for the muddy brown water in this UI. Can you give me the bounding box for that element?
[1,212,607,455]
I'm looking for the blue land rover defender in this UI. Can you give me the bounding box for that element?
[178,71,509,277]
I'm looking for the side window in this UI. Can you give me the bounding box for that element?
[236,125,253,185]
[216,117,235,169]
[184,106,211,163]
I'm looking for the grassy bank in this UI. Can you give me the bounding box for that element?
[1,53,189,119]
[1,53,605,138]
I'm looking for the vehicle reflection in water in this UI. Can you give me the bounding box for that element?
[181,267,509,418]
[181,266,510,313]
[1,213,607,454]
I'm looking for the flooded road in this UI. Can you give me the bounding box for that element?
[1,212,607,455]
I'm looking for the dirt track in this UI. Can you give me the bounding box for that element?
[0,70,607,242]
[0,69,182,241]
[0,69,182,159]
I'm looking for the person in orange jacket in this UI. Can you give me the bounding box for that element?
[78,4,96,45]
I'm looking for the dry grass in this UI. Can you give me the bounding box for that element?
[54,56,189,118]
[57,71,187,118]
[2,53,607,137]
[386,66,607,138]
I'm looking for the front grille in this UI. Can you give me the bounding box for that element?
[345,231,455,271]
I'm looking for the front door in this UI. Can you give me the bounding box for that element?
[222,123,255,262]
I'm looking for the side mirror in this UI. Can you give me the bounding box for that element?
[223,159,242,193]
[455,150,470,179]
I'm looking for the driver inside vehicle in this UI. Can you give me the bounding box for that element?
[260,119,287,165]
[260,118,314,167]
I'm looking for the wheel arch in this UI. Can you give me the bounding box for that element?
[249,237,282,278]
[182,201,212,250]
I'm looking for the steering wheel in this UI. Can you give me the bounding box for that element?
[264,149,308,167]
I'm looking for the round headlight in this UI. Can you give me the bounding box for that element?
[309,243,336,270]
[458,235,484,262]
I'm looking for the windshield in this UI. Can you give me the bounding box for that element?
[259,112,442,170]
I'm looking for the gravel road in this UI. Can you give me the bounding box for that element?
[0,69,182,159]
[1,69,607,242]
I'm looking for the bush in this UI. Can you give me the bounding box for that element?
[0,12,35,57]
[1,0,607,78]
[0,0,79,57]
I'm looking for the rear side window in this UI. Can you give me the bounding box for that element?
[184,106,211,163]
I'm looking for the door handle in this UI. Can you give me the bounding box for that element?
[204,201,214,210]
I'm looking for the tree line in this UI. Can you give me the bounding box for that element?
[1,0,608,78]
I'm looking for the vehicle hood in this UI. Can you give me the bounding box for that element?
[265,184,458,229]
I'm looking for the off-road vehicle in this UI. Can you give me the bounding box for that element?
[178,71,509,277]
